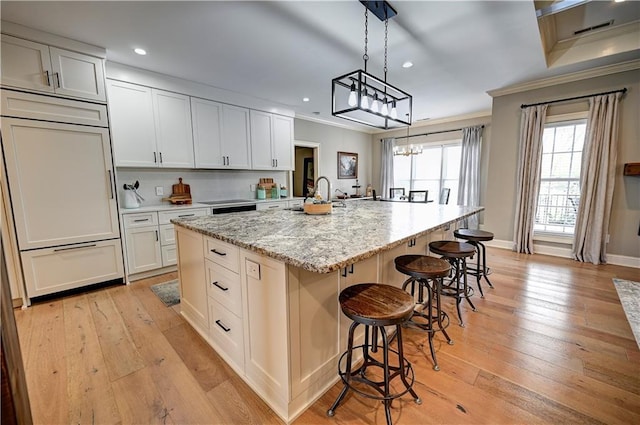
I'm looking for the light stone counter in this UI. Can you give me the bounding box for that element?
[172,201,483,273]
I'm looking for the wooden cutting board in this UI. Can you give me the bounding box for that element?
[172,177,191,195]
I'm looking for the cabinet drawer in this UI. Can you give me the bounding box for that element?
[206,260,242,315]
[1,90,109,126]
[256,201,287,211]
[209,297,244,370]
[204,237,239,272]
[161,244,176,267]
[288,199,304,208]
[158,208,208,225]
[21,239,124,298]
[123,212,158,228]
[159,223,175,246]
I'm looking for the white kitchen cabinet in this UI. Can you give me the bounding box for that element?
[107,81,194,168]
[256,200,288,211]
[176,227,209,331]
[152,89,194,168]
[192,98,251,169]
[124,225,162,274]
[250,110,293,171]
[1,35,106,102]
[158,208,208,267]
[107,80,157,167]
[1,118,119,250]
[242,251,289,410]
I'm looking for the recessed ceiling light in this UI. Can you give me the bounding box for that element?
[303,97,310,102]
[134,48,147,55]
[402,61,413,68]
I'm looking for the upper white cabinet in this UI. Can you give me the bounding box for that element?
[191,98,251,169]
[250,111,293,170]
[107,80,194,168]
[1,35,106,102]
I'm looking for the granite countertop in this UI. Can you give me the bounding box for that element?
[172,201,483,274]
[119,197,306,214]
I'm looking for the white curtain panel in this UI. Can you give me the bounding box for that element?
[457,126,483,228]
[513,104,548,254]
[572,92,623,265]
[380,138,395,200]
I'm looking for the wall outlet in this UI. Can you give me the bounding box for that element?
[606,234,610,243]
[155,186,164,196]
[250,184,257,192]
[246,260,261,280]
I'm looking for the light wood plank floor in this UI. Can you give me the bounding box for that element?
[14,248,640,424]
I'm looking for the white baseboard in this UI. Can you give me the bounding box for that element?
[485,239,640,269]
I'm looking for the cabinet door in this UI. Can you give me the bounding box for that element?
[221,105,251,168]
[191,97,224,168]
[380,243,408,290]
[1,35,53,93]
[125,226,162,274]
[250,110,273,170]
[272,115,293,170]
[152,89,194,168]
[49,47,106,102]
[107,80,157,167]
[1,118,120,250]
[176,227,208,331]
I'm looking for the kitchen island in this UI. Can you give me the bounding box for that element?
[172,201,483,423]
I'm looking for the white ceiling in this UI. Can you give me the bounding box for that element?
[2,1,639,132]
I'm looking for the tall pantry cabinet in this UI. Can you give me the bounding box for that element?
[0,24,124,301]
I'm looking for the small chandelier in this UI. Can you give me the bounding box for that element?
[394,115,422,156]
[332,1,412,130]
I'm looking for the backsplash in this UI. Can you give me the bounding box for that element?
[115,168,289,207]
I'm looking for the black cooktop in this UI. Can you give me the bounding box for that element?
[199,199,255,206]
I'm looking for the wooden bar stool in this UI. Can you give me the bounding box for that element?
[394,255,452,371]
[428,240,477,327]
[328,283,421,425]
[454,229,494,297]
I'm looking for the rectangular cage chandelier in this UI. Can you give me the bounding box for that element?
[332,1,412,130]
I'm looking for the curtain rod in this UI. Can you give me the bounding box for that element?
[520,88,627,109]
[381,125,484,141]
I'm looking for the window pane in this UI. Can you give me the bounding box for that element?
[393,155,411,183]
[542,128,555,152]
[414,147,441,180]
[444,145,461,180]
[540,153,552,178]
[550,153,572,178]
[554,126,575,152]
[570,152,582,178]
[574,124,586,151]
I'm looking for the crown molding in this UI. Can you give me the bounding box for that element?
[294,114,377,134]
[487,59,640,98]
[371,109,492,136]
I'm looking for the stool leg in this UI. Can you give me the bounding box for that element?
[471,241,485,298]
[395,324,421,404]
[435,277,453,346]
[478,241,494,288]
[425,278,439,371]
[462,257,477,314]
[380,327,393,425]
[327,320,359,417]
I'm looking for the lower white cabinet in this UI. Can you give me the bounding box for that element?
[21,239,124,297]
[208,297,244,371]
[124,225,162,274]
[122,207,208,278]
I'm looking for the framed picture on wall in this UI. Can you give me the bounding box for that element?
[337,151,358,179]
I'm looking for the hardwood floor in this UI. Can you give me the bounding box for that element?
[13,249,640,424]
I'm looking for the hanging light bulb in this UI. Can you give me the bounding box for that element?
[371,92,380,113]
[360,87,369,109]
[381,98,389,116]
[347,82,357,107]
[390,100,397,119]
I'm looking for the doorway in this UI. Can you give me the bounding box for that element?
[292,141,320,198]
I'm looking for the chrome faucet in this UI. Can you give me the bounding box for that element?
[314,176,332,202]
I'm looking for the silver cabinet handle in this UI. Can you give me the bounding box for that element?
[268,205,279,209]
[275,159,278,168]
[178,214,195,218]
[54,243,96,252]
[215,319,231,332]
[133,218,149,222]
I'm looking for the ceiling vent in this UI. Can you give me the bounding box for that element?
[574,20,614,36]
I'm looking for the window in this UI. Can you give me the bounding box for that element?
[393,142,461,202]
[534,118,587,235]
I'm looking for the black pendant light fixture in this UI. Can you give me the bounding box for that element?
[332,1,412,129]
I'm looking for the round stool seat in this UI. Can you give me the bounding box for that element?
[429,240,475,258]
[339,283,414,327]
[454,228,494,242]
[395,255,451,280]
